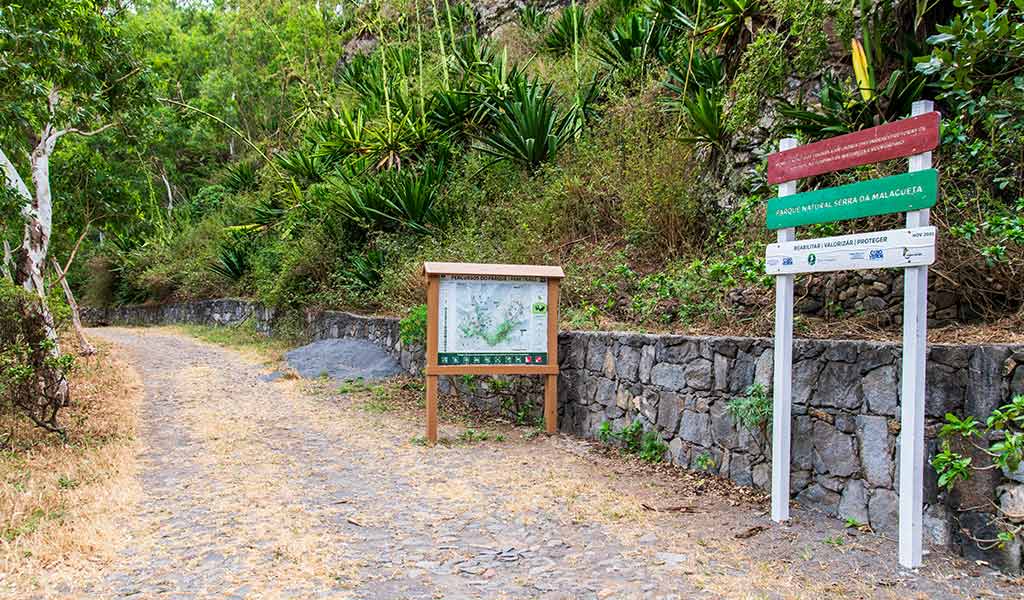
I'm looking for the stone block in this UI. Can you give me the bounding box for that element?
[585,340,606,372]
[868,489,899,536]
[925,362,967,418]
[796,484,840,515]
[651,363,688,391]
[863,364,899,416]
[813,361,862,410]
[838,479,869,525]
[615,344,641,381]
[792,416,814,471]
[713,353,730,391]
[857,415,893,488]
[594,378,617,407]
[684,358,713,391]
[924,504,952,547]
[812,420,859,477]
[956,511,1023,574]
[679,411,711,446]
[753,350,773,389]
[793,359,821,405]
[998,483,1024,524]
[730,453,753,486]
[662,340,699,364]
[657,392,682,435]
[639,344,655,384]
[752,461,771,490]
[710,401,739,449]
[602,346,617,379]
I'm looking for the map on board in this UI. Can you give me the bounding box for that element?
[438,276,549,366]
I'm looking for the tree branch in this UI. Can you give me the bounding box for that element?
[158,97,277,169]
[0,146,32,201]
[51,219,98,288]
[59,122,118,139]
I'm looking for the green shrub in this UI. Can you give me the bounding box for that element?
[726,383,771,432]
[0,280,75,435]
[399,303,428,347]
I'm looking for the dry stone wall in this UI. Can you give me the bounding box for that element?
[83,300,1024,573]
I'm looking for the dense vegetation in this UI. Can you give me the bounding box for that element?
[2,0,1023,337]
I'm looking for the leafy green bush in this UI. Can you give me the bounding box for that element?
[598,419,668,462]
[399,303,428,347]
[932,395,1024,549]
[726,383,771,432]
[0,280,75,435]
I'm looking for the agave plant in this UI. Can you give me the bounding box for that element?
[222,161,260,194]
[677,89,727,151]
[543,5,589,54]
[593,13,669,69]
[475,81,580,170]
[364,113,440,171]
[313,108,368,167]
[519,4,549,32]
[210,231,252,282]
[428,87,480,139]
[327,163,448,232]
[704,0,760,48]
[662,51,725,98]
[340,249,388,292]
[275,148,326,186]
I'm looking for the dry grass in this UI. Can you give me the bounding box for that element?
[0,337,142,596]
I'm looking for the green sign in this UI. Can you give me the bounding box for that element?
[767,169,938,229]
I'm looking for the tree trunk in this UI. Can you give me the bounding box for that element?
[1,132,70,407]
[51,258,96,356]
[1,240,12,282]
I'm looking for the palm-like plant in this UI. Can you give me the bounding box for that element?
[313,108,368,166]
[210,231,252,282]
[328,163,448,232]
[593,13,669,69]
[340,249,388,292]
[519,4,549,32]
[543,5,589,54]
[662,51,724,97]
[677,89,727,151]
[475,81,580,170]
[704,0,760,48]
[275,148,326,186]
[222,161,259,194]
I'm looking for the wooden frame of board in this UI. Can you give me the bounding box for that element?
[422,262,565,445]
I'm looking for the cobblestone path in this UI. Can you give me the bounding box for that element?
[52,328,1017,599]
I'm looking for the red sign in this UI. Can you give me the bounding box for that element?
[768,112,940,184]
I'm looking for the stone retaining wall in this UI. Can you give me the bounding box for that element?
[83,300,1024,573]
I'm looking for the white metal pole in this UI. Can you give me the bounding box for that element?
[771,137,799,523]
[899,100,934,568]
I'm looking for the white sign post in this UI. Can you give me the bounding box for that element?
[768,100,938,569]
[898,100,934,569]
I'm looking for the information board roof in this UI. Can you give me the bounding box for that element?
[423,262,565,279]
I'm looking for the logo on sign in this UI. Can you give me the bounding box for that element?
[807,253,817,266]
[782,257,793,266]
[869,249,884,260]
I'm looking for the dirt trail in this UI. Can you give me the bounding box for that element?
[39,327,1018,599]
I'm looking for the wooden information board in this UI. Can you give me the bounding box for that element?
[422,262,565,444]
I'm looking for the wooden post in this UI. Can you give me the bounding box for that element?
[426,274,440,445]
[545,278,561,434]
[899,100,934,568]
[426,375,438,444]
[771,137,799,523]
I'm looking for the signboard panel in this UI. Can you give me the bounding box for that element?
[767,112,940,184]
[437,275,549,366]
[765,227,936,275]
[766,169,938,229]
